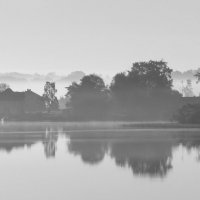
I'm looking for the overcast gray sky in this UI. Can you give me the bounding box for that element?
[0,0,200,75]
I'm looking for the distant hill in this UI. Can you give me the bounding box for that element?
[58,71,85,82]
[0,71,86,83]
[0,73,28,82]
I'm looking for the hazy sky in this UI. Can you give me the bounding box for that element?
[0,0,200,75]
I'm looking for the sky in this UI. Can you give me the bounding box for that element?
[0,0,200,76]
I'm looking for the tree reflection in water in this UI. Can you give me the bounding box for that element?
[68,140,108,165]
[0,126,200,178]
[109,141,173,177]
[65,130,200,178]
[0,126,59,159]
[43,128,58,158]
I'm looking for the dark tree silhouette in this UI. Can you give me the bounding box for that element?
[174,103,200,124]
[110,60,181,120]
[111,60,173,97]
[66,74,110,120]
[43,82,59,112]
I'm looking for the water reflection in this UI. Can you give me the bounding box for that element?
[64,130,200,177]
[43,128,58,158]
[110,141,173,177]
[0,132,40,152]
[65,131,176,177]
[68,139,108,165]
[0,124,200,178]
[0,126,59,159]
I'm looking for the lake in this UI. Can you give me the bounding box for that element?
[0,122,200,200]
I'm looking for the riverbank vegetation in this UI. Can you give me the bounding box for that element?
[65,60,182,121]
[1,60,200,123]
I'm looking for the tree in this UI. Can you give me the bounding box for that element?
[43,82,59,112]
[110,60,181,120]
[0,83,10,92]
[174,103,200,124]
[66,74,109,119]
[111,60,173,93]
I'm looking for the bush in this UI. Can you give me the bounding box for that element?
[174,103,200,124]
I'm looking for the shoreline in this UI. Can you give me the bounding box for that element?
[1,121,200,129]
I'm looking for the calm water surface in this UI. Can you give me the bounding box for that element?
[0,122,200,200]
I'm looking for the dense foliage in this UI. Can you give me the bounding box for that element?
[110,60,181,120]
[174,104,200,124]
[66,61,182,120]
[43,82,59,112]
[66,74,110,119]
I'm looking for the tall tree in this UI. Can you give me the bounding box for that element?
[111,60,173,93]
[66,74,109,119]
[43,82,59,112]
[110,60,181,120]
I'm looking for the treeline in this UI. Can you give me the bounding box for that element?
[3,60,199,122]
[63,60,183,121]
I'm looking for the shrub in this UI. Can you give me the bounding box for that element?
[174,103,200,124]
